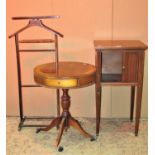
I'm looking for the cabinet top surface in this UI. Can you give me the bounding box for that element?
[94,40,148,51]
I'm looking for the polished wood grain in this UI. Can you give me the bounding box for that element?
[12,16,96,147]
[19,39,54,43]
[135,52,145,136]
[55,117,65,147]
[94,40,147,136]
[95,52,102,136]
[9,16,63,131]
[12,16,60,20]
[122,51,139,82]
[37,89,93,147]
[34,62,96,147]
[94,40,147,50]
[101,82,137,86]
[34,62,96,88]
[69,117,92,138]
[130,86,135,122]
[38,117,62,132]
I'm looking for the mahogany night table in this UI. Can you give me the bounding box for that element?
[94,40,147,136]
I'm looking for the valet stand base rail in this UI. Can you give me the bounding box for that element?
[36,89,95,152]
[18,116,56,131]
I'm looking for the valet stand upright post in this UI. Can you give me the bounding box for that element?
[9,16,63,131]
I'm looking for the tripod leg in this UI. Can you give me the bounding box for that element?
[55,117,65,147]
[36,117,61,133]
[69,117,92,138]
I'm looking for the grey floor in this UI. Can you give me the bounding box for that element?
[7,117,148,155]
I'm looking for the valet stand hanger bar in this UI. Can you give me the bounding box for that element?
[9,17,64,38]
[9,16,63,131]
[12,15,60,20]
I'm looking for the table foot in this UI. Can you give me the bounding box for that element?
[58,146,64,152]
[90,135,96,141]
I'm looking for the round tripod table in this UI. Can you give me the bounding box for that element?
[34,61,96,151]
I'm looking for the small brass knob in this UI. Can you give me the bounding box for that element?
[122,66,126,70]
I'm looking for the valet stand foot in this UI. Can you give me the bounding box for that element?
[36,89,94,151]
[18,117,26,131]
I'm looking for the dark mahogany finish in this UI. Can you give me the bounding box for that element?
[9,16,63,130]
[37,89,93,147]
[12,15,60,20]
[34,61,96,147]
[94,40,147,136]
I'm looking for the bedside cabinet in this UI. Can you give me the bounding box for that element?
[94,40,147,136]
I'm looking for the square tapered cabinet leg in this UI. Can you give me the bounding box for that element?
[135,86,143,136]
[96,85,101,136]
[130,86,135,122]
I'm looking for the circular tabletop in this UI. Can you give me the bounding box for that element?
[34,61,96,89]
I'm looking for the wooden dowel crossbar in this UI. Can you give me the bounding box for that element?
[21,85,42,87]
[19,39,55,43]
[19,49,55,52]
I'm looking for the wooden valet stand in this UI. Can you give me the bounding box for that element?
[9,16,63,130]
